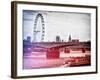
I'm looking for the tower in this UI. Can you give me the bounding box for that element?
[56,35,61,42]
[27,36,31,42]
[68,35,71,42]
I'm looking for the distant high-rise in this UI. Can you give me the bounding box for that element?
[68,35,71,42]
[56,35,61,42]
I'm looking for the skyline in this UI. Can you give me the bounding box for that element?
[23,10,91,42]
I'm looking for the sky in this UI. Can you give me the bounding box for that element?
[23,10,91,42]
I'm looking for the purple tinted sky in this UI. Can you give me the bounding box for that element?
[23,10,91,42]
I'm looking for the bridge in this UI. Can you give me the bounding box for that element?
[23,41,90,59]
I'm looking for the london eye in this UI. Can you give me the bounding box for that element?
[33,13,45,42]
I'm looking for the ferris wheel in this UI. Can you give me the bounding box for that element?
[33,13,45,42]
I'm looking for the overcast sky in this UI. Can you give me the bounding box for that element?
[23,10,91,42]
